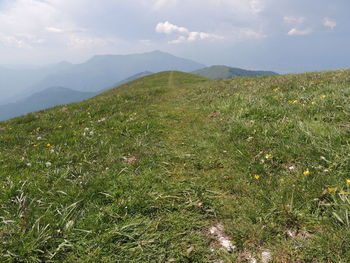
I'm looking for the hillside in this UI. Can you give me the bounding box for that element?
[193,65,278,80]
[1,70,350,262]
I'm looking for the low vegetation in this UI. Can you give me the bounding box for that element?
[192,65,278,80]
[1,70,350,262]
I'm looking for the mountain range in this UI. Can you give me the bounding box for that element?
[0,51,204,104]
[0,51,279,121]
[0,72,153,121]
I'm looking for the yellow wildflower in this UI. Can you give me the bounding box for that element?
[265,154,272,159]
[273,88,280,92]
[303,170,311,176]
[254,175,260,180]
[346,179,350,185]
[327,188,336,193]
[321,95,327,99]
[311,101,316,105]
[47,144,51,148]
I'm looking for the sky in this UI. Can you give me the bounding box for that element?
[0,0,349,73]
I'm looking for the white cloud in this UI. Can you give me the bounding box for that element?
[168,36,187,44]
[0,0,122,51]
[67,35,115,49]
[46,27,64,33]
[249,0,264,14]
[284,16,305,25]
[156,21,189,35]
[0,35,31,48]
[0,33,45,48]
[237,28,266,39]
[151,0,265,15]
[287,28,312,36]
[156,21,223,44]
[323,17,336,30]
[139,39,152,45]
[152,0,177,11]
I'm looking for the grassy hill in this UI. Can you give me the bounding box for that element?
[1,70,350,262]
[192,65,278,80]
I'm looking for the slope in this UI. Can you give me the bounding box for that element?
[193,65,278,80]
[1,70,350,262]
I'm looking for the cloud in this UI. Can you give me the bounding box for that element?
[284,16,305,25]
[67,34,118,49]
[237,28,266,39]
[249,0,264,14]
[155,21,189,35]
[46,27,64,33]
[0,35,31,48]
[156,21,223,44]
[168,36,187,44]
[287,28,312,36]
[139,39,152,45]
[152,0,177,11]
[323,17,336,30]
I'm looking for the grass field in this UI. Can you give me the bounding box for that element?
[1,70,350,262]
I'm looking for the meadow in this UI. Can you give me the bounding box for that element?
[1,70,350,262]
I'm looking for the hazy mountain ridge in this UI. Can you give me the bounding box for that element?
[192,65,278,80]
[0,62,74,104]
[0,71,154,121]
[0,87,95,121]
[0,51,204,104]
[20,50,205,95]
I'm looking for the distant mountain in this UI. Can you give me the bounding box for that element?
[0,71,155,121]
[192,65,278,80]
[0,51,203,104]
[0,62,74,104]
[99,71,153,93]
[23,51,205,95]
[0,87,95,121]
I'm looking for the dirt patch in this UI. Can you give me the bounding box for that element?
[287,229,311,240]
[123,156,137,164]
[208,112,221,118]
[209,223,235,252]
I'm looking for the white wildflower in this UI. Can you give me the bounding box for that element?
[98,117,107,123]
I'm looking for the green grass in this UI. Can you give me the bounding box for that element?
[192,65,278,80]
[1,70,350,262]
